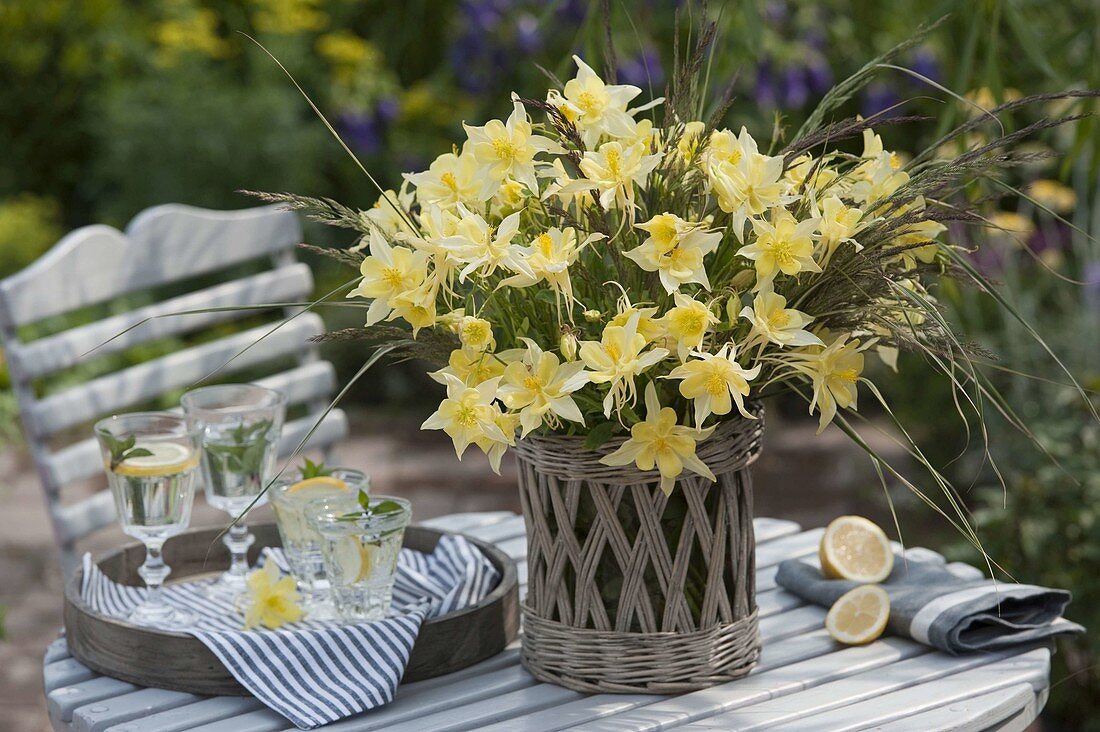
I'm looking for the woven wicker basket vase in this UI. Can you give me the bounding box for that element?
[514,405,765,694]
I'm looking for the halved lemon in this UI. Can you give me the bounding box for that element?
[113,443,199,477]
[286,476,349,501]
[332,537,374,583]
[819,515,894,583]
[826,584,890,645]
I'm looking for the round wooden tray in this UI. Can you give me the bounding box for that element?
[64,523,519,696]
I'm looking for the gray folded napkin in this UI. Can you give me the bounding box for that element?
[775,548,1084,654]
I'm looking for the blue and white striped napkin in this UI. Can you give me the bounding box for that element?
[80,534,500,729]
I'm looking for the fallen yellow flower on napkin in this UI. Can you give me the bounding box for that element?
[243,558,304,630]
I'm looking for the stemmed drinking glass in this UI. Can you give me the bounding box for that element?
[95,412,201,628]
[182,384,286,597]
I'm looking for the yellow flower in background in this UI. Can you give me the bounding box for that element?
[578,140,662,212]
[816,196,864,268]
[456,316,495,353]
[499,339,589,436]
[422,373,510,458]
[348,230,430,326]
[555,55,644,147]
[707,127,791,239]
[667,345,761,427]
[625,213,722,293]
[738,290,822,348]
[251,0,328,35]
[600,382,716,495]
[405,150,497,209]
[1027,179,1076,214]
[154,9,230,67]
[788,335,866,433]
[243,559,304,630]
[660,293,720,361]
[580,312,669,417]
[464,99,559,194]
[986,211,1036,240]
[739,209,821,289]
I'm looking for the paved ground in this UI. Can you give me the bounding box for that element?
[0,409,962,731]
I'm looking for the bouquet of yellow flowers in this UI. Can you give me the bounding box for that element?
[268,53,992,493]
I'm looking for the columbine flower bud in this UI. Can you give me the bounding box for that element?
[583,309,603,322]
[730,269,756,293]
[560,332,578,362]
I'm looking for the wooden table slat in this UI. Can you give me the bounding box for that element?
[417,511,516,532]
[681,647,1050,731]
[102,696,266,732]
[45,637,73,665]
[871,683,1040,732]
[48,677,140,724]
[44,657,98,690]
[72,688,201,732]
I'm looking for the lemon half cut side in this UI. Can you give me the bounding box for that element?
[826,584,890,645]
[113,442,199,477]
[819,515,894,583]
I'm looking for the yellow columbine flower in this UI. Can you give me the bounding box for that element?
[817,196,864,268]
[474,410,520,474]
[600,382,716,495]
[356,187,416,243]
[1026,179,1076,214]
[579,312,670,417]
[439,205,533,282]
[625,213,722,293]
[788,335,866,433]
[850,151,910,206]
[405,149,497,208]
[422,373,510,458]
[498,339,589,436]
[439,347,506,386]
[706,127,791,239]
[555,55,643,147]
[578,140,663,213]
[660,293,720,361]
[784,153,838,191]
[243,559,304,630]
[456,316,495,353]
[464,99,559,194]
[500,228,604,320]
[667,345,761,427]
[348,230,431,326]
[609,298,665,343]
[388,279,439,335]
[894,219,946,270]
[738,290,823,348]
[738,209,821,289]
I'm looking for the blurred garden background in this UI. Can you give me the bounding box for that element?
[1,0,1098,729]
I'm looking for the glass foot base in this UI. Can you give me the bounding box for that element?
[129,603,196,629]
[302,594,339,622]
[203,572,249,602]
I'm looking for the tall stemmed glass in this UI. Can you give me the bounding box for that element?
[182,384,286,597]
[95,412,201,627]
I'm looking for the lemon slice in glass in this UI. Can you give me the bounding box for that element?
[819,515,894,583]
[332,537,374,583]
[826,584,890,645]
[286,476,349,501]
[113,443,199,477]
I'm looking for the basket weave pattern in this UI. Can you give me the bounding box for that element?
[514,407,765,693]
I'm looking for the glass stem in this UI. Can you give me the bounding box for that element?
[225,522,255,579]
[138,540,171,610]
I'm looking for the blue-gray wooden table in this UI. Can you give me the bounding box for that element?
[43,512,1049,731]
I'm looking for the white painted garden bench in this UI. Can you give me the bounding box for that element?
[43,513,1050,731]
[0,204,348,573]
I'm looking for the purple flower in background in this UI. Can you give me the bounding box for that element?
[782,66,809,109]
[754,61,778,108]
[1084,261,1100,314]
[375,97,399,125]
[763,0,789,24]
[1027,221,1072,256]
[863,82,900,118]
[556,0,587,23]
[910,48,940,84]
[806,56,833,95]
[339,112,384,155]
[515,13,542,54]
[461,0,510,30]
[618,49,665,90]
